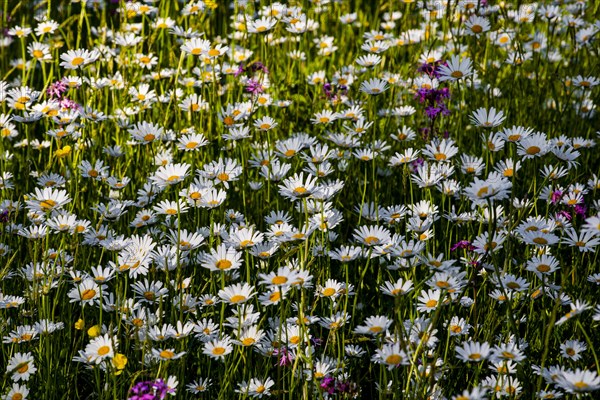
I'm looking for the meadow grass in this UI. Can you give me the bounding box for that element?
[0,0,600,399]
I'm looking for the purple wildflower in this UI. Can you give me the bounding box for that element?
[249,61,269,74]
[128,379,174,400]
[451,240,475,252]
[0,209,9,223]
[410,157,425,173]
[47,79,68,99]
[550,190,563,204]
[556,210,572,221]
[245,79,264,95]
[425,106,441,119]
[273,347,293,367]
[574,203,587,217]
[320,376,336,395]
[234,63,245,77]
[59,98,81,111]
[417,61,444,78]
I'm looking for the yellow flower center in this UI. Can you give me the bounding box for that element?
[40,199,57,210]
[229,295,246,303]
[526,146,540,155]
[477,186,489,197]
[16,363,29,374]
[269,291,281,302]
[212,347,226,355]
[160,350,175,359]
[364,236,379,245]
[217,172,229,181]
[293,187,307,195]
[385,354,402,364]
[81,289,96,300]
[216,260,232,270]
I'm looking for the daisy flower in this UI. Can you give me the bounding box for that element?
[247,17,278,33]
[68,279,100,304]
[311,110,339,125]
[517,132,550,159]
[84,334,116,364]
[128,121,164,144]
[200,244,243,272]
[470,107,506,128]
[187,378,212,394]
[236,377,275,398]
[451,387,488,400]
[455,341,491,363]
[25,187,71,213]
[379,278,414,297]
[218,283,256,305]
[59,48,100,69]
[353,225,392,247]
[179,94,209,112]
[131,279,169,303]
[360,78,389,95]
[234,325,266,348]
[203,336,234,360]
[5,382,30,399]
[555,369,600,394]
[372,342,410,370]
[28,42,52,62]
[417,289,442,313]
[279,172,317,200]
[354,315,392,336]
[423,138,459,162]
[561,228,600,252]
[153,200,189,216]
[258,266,298,288]
[556,300,590,326]
[561,340,587,361]
[152,348,186,361]
[150,163,190,188]
[437,55,473,82]
[464,15,491,36]
[6,353,36,382]
[525,254,560,277]
[254,116,278,131]
[356,54,382,67]
[180,37,210,56]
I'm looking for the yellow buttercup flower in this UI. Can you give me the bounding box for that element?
[205,0,218,10]
[55,145,72,158]
[112,353,127,375]
[87,325,101,338]
[74,319,85,330]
